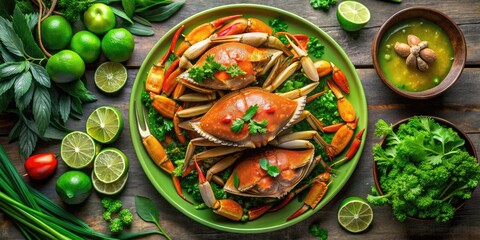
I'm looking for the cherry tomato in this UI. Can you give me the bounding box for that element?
[24,153,58,180]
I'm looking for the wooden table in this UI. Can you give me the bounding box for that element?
[1,0,479,239]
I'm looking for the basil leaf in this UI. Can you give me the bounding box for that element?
[14,70,32,100]
[70,96,83,115]
[58,93,71,123]
[0,16,24,57]
[242,104,258,121]
[0,88,13,112]
[8,118,22,142]
[132,15,152,26]
[12,6,44,58]
[112,7,134,24]
[30,63,50,87]
[43,125,67,140]
[94,0,121,3]
[33,85,51,135]
[122,22,154,36]
[135,0,172,13]
[268,166,280,177]
[19,121,38,159]
[15,77,34,111]
[0,42,18,62]
[139,1,184,22]
[233,171,240,188]
[24,12,38,31]
[0,77,16,95]
[0,61,26,78]
[259,158,269,170]
[0,0,15,18]
[122,0,136,18]
[135,195,160,224]
[57,80,97,103]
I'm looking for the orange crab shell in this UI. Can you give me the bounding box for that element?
[224,148,315,198]
[191,88,305,148]
[177,42,272,90]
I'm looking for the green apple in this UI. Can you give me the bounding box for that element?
[83,3,116,35]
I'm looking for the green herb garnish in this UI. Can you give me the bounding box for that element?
[307,36,325,59]
[310,0,338,11]
[230,104,268,134]
[309,224,328,240]
[233,171,240,188]
[259,158,280,177]
[188,55,246,83]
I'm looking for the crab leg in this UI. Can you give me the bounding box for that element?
[176,102,214,118]
[217,17,273,36]
[284,35,319,82]
[330,128,365,167]
[206,152,243,182]
[264,61,300,92]
[175,14,242,56]
[176,92,217,102]
[271,130,330,152]
[211,32,284,50]
[145,25,184,94]
[327,80,356,123]
[331,63,350,94]
[195,161,245,221]
[287,172,331,221]
[277,82,320,100]
[328,119,359,161]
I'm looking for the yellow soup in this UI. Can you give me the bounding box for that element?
[378,18,454,92]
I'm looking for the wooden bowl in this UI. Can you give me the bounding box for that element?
[372,7,466,99]
[372,116,478,221]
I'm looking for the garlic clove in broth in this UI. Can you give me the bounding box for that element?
[418,41,428,50]
[407,34,421,46]
[417,57,429,72]
[410,45,421,57]
[394,42,411,57]
[420,48,437,63]
[406,54,417,68]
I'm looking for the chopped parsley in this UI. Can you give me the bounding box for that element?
[310,0,338,11]
[248,120,268,134]
[307,36,325,59]
[188,55,246,83]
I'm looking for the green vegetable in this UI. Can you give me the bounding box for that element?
[109,217,124,233]
[55,171,92,205]
[368,117,480,223]
[0,5,96,158]
[119,208,133,225]
[307,36,325,59]
[141,90,173,141]
[135,195,172,240]
[0,144,160,239]
[268,18,288,44]
[188,55,245,83]
[310,0,338,11]
[56,0,95,22]
[309,224,328,240]
[259,158,280,177]
[230,104,268,134]
[103,211,112,222]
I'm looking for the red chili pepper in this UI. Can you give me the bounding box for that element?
[222,115,233,124]
[24,153,58,180]
[265,105,275,114]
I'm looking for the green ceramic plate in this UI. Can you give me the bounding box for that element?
[129,4,368,233]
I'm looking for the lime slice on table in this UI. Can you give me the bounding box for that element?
[94,62,128,94]
[338,196,373,233]
[92,171,128,195]
[94,148,129,184]
[61,131,97,169]
[86,106,124,144]
[336,1,371,32]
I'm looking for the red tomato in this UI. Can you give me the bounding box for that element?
[24,153,58,180]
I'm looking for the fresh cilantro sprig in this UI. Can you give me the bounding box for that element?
[310,0,338,11]
[188,55,245,83]
[230,104,268,134]
[307,36,325,59]
[259,158,280,177]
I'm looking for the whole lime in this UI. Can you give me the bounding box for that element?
[101,28,135,62]
[56,171,92,205]
[83,3,116,35]
[70,30,101,63]
[41,15,72,50]
[46,50,85,83]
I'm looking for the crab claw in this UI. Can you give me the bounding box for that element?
[285,35,319,82]
[217,17,273,36]
[149,93,180,119]
[287,172,330,221]
[327,80,356,123]
[330,128,365,168]
[331,63,350,94]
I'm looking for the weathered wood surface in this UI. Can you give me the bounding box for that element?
[1,0,479,239]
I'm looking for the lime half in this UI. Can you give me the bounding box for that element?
[337,1,371,31]
[92,171,128,195]
[86,106,124,144]
[94,148,129,184]
[94,62,128,94]
[61,131,96,169]
[338,196,373,233]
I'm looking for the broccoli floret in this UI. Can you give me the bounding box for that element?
[101,198,113,209]
[103,211,112,222]
[119,209,133,226]
[109,218,124,234]
[107,200,123,213]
